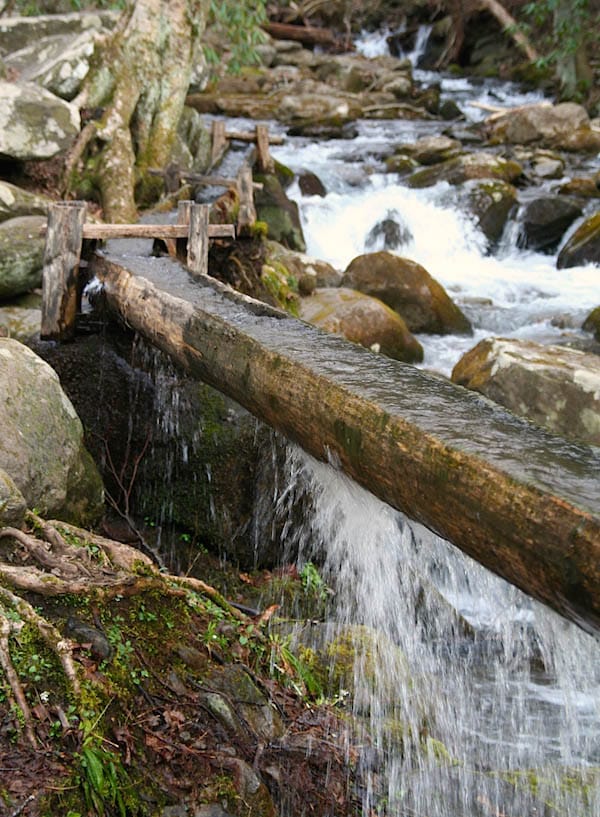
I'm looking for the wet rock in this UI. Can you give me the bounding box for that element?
[0,338,104,524]
[254,173,306,251]
[517,196,583,253]
[461,179,517,245]
[483,102,600,151]
[451,338,600,446]
[0,302,42,343]
[298,286,424,363]
[342,251,472,335]
[298,171,327,197]
[396,134,462,165]
[0,80,80,161]
[0,216,46,301]
[559,177,600,198]
[556,212,600,269]
[0,181,52,223]
[583,306,600,342]
[365,211,413,251]
[438,98,463,120]
[0,467,27,528]
[406,151,522,188]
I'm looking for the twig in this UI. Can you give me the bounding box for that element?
[9,794,36,817]
[0,614,37,748]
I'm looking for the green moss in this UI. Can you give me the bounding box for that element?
[261,262,300,316]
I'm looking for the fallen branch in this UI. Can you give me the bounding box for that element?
[0,614,37,748]
[477,0,539,63]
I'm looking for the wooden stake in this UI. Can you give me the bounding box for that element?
[211,120,227,168]
[187,203,210,277]
[176,199,192,263]
[236,165,257,231]
[41,201,86,341]
[256,124,274,173]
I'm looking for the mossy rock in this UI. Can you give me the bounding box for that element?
[406,151,522,189]
[253,173,306,252]
[583,306,600,341]
[557,212,600,269]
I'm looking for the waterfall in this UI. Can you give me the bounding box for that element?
[268,443,600,816]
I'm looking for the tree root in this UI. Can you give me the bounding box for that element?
[0,515,260,744]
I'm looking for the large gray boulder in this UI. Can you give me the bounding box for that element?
[452,338,600,447]
[483,102,600,150]
[298,287,424,363]
[0,181,51,223]
[0,10,117,55]
[557,212,600,269]
[342,251,472,335]
[4,30,98,101]
[0,80,79,161]
[0,338,104,524]
[0,215,46,301]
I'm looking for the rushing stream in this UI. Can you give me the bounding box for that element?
[259,36,600,815]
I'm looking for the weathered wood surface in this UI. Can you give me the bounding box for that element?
[91,254,600,636]
[80,223,235,240]
[41,201,86,340]
[263,21,340,48]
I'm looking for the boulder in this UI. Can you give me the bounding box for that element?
[484,102,600,151]
[342,252,472,335]
[0,10,117,55]
[396,135,462,166]
[0,302,41,342]
[298,171,327,197]
[265,241,342,291]
[461,179,517,245]
[254,173,306,252]
[0,182,52,223]
[298,287,424,363]
[0,338,104,524]
[557,212,600,269]
[0,215,46,301]
[451,338,600,447]
[0,80,80,161]
[406,151,522,189]
[0,467,27,528]
[4,29,98,100]
[583,306,600,341]
[517,196,583,254]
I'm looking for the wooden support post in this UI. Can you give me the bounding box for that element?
[255,124,274,173]
[176,200,192,263]
[41,201,86,341]
[236,165,256,232]
[187,203,210,277]
[211,120,227,168]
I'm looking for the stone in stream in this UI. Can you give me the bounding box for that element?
[460,179,518,246]
[517,196,583,253]
[406,150,522,188]
[342,251,472,335]
[298,286,424,363]
[557,211,600,269]
[583,306,600,342]
[452,338,600,447]
[365,211,413,252]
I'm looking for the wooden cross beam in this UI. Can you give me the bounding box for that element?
[41,201,234,341]
[210,121,281,172]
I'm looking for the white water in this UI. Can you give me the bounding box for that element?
[271,444,600,816]
[270,63,599,376]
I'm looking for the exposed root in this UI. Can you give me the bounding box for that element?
[0,614,37,748]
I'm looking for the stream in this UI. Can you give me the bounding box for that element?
[258,32,600,816]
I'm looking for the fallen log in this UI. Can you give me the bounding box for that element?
[263,21,340,48]
[91,254,600,636]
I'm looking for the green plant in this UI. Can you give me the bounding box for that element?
[300,561,330,603]
[206,0,268,74]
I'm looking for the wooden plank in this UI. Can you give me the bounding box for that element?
[187,203,210,277]
[81,223,234,239]
[41,202,86,341]
[225,128,284,146]
[175,200,192,263]
[91,253,600,636]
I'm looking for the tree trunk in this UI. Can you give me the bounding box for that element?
[73,0,208,222]
[552,0,593,98]
[477,0,539,62]
[91,253,600,636]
